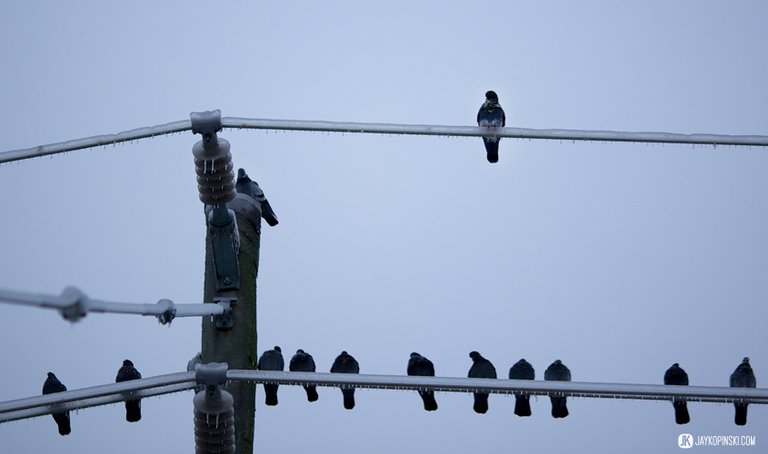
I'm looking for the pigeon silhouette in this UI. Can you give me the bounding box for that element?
[236,168,278,226]
[476,90,506,163]
[407,352,438,411]
[289,349,319,402]
[730,357,756,426]
[664,363,691,424]
[42,372,71,436]
[468,351,497,414]
[330,351,360,409]
[544,360,571,418]
[509,359,535,417]
[257,346,284,406]
[115,359,142,422]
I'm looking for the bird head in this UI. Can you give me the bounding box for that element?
[274,346,281,353]
[469,351,481,361]
[410,352,420,359]
[742,357,750,364]
[296,349,305,354]
[123,359,134,367]
[485,91,499,102]
[47,372,56,379]
[672,362,680,368]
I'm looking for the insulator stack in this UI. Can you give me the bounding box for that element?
[193,386,235,454]
[193,138,236,205]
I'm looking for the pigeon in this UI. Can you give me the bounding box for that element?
[476,90,506,163]
[257,346,284,406]
[407,352,438,411]
[42,372,71,436]
[508,359,535,417]
[468,351,497,414]
[330,351,360,410]
[115,359,142,422]
[664,363,691,424]
[544,360,571,418]
[730,357,756,426]
[289,349,319,402]
[236,168,278,226]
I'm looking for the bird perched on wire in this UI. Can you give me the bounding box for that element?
[544,359,571,418]
[115,359,142,422]
[257,346,284,406]
[509,358,535,417]
[407,352,438,411]
[730,357,756,426]
[42,372,71,436]
[289,349,319,402]
[330,351,360,410]
[476,90,506,163]
[468,351,497,414]
[664,363,691,424]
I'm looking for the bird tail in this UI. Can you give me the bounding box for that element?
[550,396,569,418]
[342,388,356,410]
[264,384,279,406]
[734,403,748,426]
[514,394,532,417]
[53,412,71,436]
[304,385,319,403]
[419,391,438,412]
[673,400,690,425]
[473,393,489,414]
[482,139,499,163]
[125,399,141,422]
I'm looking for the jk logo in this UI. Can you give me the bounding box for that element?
[678,433,693,449]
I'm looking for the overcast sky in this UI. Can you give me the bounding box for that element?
[1,1,767,453]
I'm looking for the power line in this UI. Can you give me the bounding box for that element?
[0,286,225,324]
[3,369,765,423]
[2,114,767,164]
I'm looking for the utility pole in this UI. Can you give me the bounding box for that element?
[192,110,278,454]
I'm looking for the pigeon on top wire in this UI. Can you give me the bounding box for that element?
[476,90,506,163]
[509,358,535,417]
[407,352,438,411]
[257,346,284,406]
[468,351,497,414]
[664,363,691,424]
[330,351,360,410]
[42,372,71,436]
[115,359,142,422]
[289,349,319,402]
[544,360,571,418]
[730,357,756,426]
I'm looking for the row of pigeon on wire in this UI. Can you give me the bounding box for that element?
[260,348,758,426]
[42,360,141,436]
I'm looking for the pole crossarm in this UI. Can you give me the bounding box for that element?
[2,116,767,163]
[227,370,768,404]
[0,287,225,324]
[0,372,195,423]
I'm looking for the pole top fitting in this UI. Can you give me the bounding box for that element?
[190,110,223,146]
[195,362,229,387]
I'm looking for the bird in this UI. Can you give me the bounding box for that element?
[407,352,438,411]
[508,358,535,417]
[730,357,756,426]
[115,359,142,422]
[544,360,571,418]
[42,372,71,436]
[257,346,284,406]
[664,363,691,424]
[235,168,278,226]
[289,349,319,402]
[330,351,360,410]
[468,351,497,414]
[476,90,506,163]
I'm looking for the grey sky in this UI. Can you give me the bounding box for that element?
[1,1,766,453]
